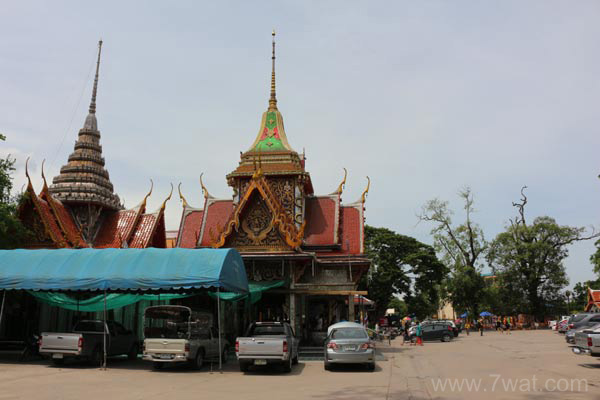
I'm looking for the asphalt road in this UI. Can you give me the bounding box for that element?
[0,330,599,399]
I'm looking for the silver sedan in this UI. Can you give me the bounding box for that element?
[324,322,375,371]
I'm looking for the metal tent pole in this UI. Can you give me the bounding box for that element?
[0,291,6,335]
[103,290,107,370]
[217,287,222,373]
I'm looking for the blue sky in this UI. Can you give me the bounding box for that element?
[1,1,599,286]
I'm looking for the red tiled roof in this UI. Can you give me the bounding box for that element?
[586,289,600,311]
[304,196,339,246]
[35,196,67,247]
[42,192,86,247]
[129,212,159,248]
[177,209,204,248]
[94,209,139,248]
[199,200,233,247]
[336,205,362,255]
[591,289,600,303]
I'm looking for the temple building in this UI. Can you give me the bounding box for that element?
[176,32,371,343]
[18,40,170,249]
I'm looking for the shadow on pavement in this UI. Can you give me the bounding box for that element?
[239,362,306,376]
[324,363,382,373]
[578,362,600,369]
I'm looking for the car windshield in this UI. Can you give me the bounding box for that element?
[571,315,587,323]
[331,328,368,339]
[144,307,191,339]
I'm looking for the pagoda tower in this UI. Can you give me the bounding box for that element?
[19,40,170,249]
[49,40,122,241]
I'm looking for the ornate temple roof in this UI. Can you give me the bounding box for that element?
[49,40,121,211]
[228,31,311,186]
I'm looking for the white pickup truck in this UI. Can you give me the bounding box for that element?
[236,321,299,373]
[39,320,138,366]
[572,323,600,357]
[142,305,229,370]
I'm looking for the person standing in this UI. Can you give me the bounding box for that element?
[465,320,470,336]
[416,322,424,346]
[478,318,484,336]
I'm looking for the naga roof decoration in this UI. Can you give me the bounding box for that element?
[211,172,306,250]
[48,40,121,211]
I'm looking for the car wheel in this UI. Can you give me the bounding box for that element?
[292,353,299,365]
[193,350,204,370]
[282,355,292,373]
[324,361,331,371]
[52,358,65,366]
[153,362,163,370]
[127,344,138,361]
[90,347,103,367]
[442,334,451,342]
[366,362,375,372]
[239,361,250,372]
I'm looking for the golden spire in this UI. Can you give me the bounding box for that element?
[89,39,103,114]
[360,176,371,204]
[177,183,189,208]
[268,30,277,111]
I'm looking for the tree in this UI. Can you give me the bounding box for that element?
[590,239,600,277]
[0,134,29,248]
[363,226,447,318]
[419,187,488,317]
[487,187,598,320]
[387,298,408,316]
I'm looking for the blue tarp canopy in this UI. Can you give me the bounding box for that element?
[0,248,248,293]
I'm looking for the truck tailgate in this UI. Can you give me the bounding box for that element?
[145,338,186,354]
[237,337,284,357]
[40,333,81,353]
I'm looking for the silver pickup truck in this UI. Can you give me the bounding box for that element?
[39,320,138,366]
[236,321,299,373]
[142,305,229,370]
[572,323,600,357]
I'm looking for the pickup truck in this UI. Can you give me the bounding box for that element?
[39,320,139,366]
[142,305,229,370]
[236,321,299,373]
[572,323,600,357]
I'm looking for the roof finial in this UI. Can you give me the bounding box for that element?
[161,183,174,211]
[177,183,189,208]
[360,176,371,204]
[140,179,153,210]
[200,173,213,199]
[25,157,33,189]
[41,159,48,190]
[89,39,103,114]
[268,30,277,110]
[335,168,347,195]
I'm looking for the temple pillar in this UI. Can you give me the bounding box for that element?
[348,295,355,323]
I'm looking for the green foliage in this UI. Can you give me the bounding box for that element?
[445,263,486,317]
[0,134,30,248]
[420,188,488,317]
[488,214,592,319]
[364,225,447,318]
[387,298,408,316]
[590,239,600,277]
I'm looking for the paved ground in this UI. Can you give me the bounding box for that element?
[1,330,599,399]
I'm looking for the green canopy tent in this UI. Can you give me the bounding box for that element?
[0,248,249,370]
